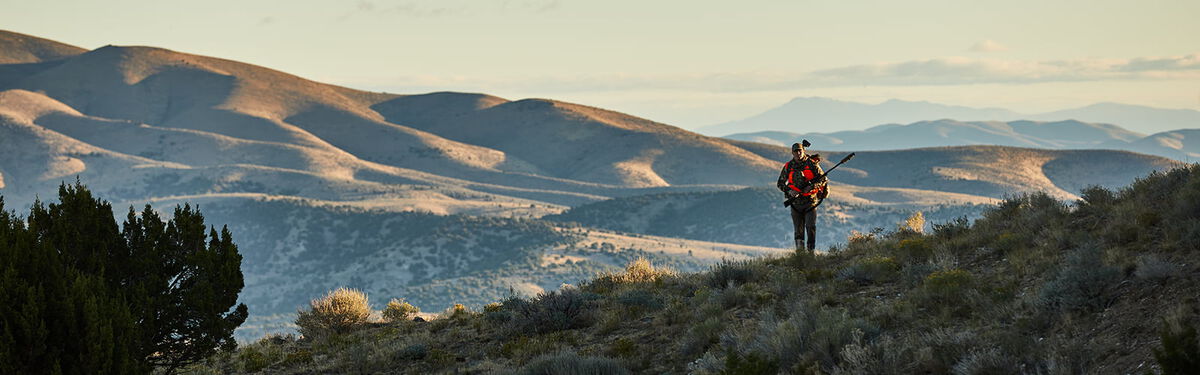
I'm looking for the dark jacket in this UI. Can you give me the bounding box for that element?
[777,157,827,206]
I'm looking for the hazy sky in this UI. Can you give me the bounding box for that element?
[4,0,1199,129]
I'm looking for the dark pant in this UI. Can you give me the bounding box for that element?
[790,205,816,250]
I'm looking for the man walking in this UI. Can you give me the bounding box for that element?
[778,140,827,252]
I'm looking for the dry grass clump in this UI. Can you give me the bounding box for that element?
[295,287,371,338]
[383,298,420,323]
[509,351,631,375]
[588,258,678,293]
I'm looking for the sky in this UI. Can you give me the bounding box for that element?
[3,0,1199,129]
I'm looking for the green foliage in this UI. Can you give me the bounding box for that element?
[500,288,600,335]
[395,343,429,361]
[607,337,637,358]
[836,256,899,284]
[236,348,270,373]
[931,216,971,239]
[1154,317,1200,374]
[894,237,934,263]
[514,351,630,375]
[1037,246,1122,314]
[1134,255,1183,281]
[705,259,762,289]
[950,348,1018,375]
[615,289,664,313]
[724,307,879,373]
[681,317,724,356]
[295,288,371,337]
[921,269,974,303]
[0,182,247,374]
[721,350,779,375]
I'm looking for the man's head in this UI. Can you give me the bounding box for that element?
[791,140,811,160]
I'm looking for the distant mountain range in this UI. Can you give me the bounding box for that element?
[702,97,1200,136]
[724,119,1200,161]
[0,29,1186,339]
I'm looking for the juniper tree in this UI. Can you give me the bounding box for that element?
[0,183,248,374]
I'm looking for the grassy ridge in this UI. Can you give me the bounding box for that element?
[187,165,1200,374]
[545,186,990,249]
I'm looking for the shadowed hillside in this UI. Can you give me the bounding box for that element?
[372,92,777,187]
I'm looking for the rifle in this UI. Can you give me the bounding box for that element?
[783,152,856,208]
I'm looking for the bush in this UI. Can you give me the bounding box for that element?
[448,303,469,318]
[932,217,971,239]
[295,288,371,337]
[382,298,420,322]
[723,350,779,375]
[504,288,600,335]
[681,317,724,356]
[588,258,675,293]
[895,237,934,263]
[724,307,878,372]
[922,270,974,302]
[835,335,916,374]
[615,289,664,312]
[1135,255,1183,281]
[395,344,429,361]
[1154,315,1200,374]
[1037,247,1122,314]
[836,256,899,284]
[900,211,926,234]
[706,259,760,289]
[951,347,1018,375]
[913,329,978,373]
[514,351,631,375]
[238,347,270,373]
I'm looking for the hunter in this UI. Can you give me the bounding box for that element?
[777,140,827,252]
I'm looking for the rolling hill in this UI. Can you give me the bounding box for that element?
[1122,129,1200,162]
[0,30,1188,343]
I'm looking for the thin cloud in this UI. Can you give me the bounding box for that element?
[1119,53,1200,72]
[347,0,467,18]
[501,0,561,13]
[338,53,1200,94]
[802,54,1200,87]
[970,40,1008,52]
[346,0,562,19]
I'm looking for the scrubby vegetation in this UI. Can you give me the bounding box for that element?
[186,165,1200,374]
